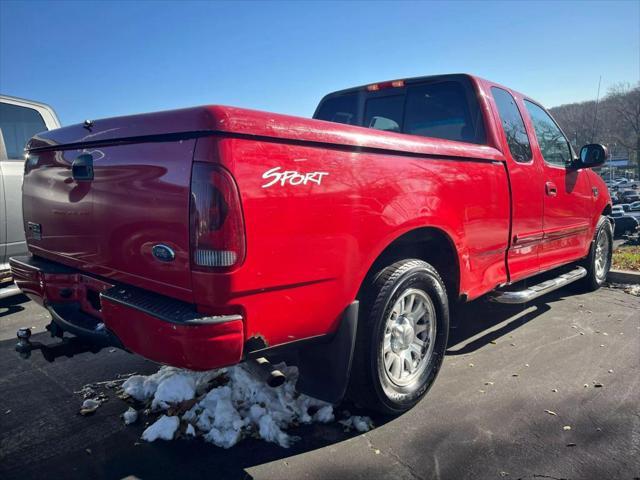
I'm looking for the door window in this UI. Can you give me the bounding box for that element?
[524,100,572,167]
[0,102,47,159]
[491,87,532,163]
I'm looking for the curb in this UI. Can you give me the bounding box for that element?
[607,269,640,284]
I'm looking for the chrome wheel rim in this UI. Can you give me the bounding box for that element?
[382,288,436,387]
[594,228,610,281]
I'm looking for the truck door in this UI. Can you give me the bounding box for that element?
[523,100,593,269]
[490,87,544,282]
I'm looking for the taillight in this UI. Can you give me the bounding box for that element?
[189,162,245,270]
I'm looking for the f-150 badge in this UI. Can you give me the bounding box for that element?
[261,167,328,188]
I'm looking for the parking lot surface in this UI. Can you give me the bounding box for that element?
[1,286,639,480]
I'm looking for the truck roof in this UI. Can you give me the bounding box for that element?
[317,73,537,110]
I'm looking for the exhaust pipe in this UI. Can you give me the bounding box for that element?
[245,357,286,388]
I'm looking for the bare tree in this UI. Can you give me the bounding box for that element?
[550,82,640,177]
[605,83,640,158]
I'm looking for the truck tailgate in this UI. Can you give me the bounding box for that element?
[23,139,195,301]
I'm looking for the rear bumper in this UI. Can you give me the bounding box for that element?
[9,255,244,370]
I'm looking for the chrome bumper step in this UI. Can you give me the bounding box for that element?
[489,266,587,304]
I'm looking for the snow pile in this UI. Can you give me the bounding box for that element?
[121,363,372,448]
[339,415,374,432]
[608,282,640,297]
[123,407,138,425]
[80,398,101,414]
[81,399,101,410]
[141,415,180,442]
[122,366,221,409]
[624,284,640,296]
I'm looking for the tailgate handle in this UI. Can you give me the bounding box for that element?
[72,153,94,181]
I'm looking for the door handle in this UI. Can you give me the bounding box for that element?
[545,181,557,197]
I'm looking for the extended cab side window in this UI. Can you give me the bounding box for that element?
[491,87,532,163]
[524,100,573,167]
[0,102,47,159]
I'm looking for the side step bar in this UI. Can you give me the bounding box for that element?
[489,266,587,304]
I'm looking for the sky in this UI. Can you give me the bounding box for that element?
[1,0,638,125]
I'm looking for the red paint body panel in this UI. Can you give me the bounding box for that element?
[102,301,244,370]
[15,74,610,370]
[192,135,510,345]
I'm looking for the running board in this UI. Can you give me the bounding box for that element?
[488,266,587,304]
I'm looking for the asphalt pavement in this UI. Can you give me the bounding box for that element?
[1,286,639,480]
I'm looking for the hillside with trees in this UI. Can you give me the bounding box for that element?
[549,83,639,177]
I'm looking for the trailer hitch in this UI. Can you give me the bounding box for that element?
[16,327,103,362]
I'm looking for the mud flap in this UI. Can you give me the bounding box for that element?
[295,301,358,404]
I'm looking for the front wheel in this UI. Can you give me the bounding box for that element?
[581,216,613,291]
[347,259,449,414]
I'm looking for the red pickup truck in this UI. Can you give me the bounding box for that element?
[11,74,612,414]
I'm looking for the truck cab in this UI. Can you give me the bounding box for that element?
[314,75,611,287]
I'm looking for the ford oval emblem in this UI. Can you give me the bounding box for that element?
[152,244,175,262]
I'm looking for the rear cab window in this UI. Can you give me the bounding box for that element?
[0,102,47,160]
[364,95,404,132]
[314,76,486,145]
[313,94,359,126]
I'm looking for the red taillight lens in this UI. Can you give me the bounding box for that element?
[190,162,245,270]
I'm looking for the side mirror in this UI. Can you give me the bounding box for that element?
[577,144,609,168]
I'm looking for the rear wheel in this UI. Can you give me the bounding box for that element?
[348,259,449,414]
[581,216,613,291]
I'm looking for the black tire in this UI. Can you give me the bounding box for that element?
[581,216,613,291]
[347,259,449,415]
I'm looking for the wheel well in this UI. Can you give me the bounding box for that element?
[359,227,460,302]
[602,204,612,216]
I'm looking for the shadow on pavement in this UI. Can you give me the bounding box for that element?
[0,294,29,318]
[445,290,571,355]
